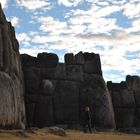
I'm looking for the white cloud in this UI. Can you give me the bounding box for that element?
[16,0,51,10]
[11,16,19,27]
[16,33,31,42]
[20,47,50,56]
[38,16,68,35]
[15,0,140,82]
[16,33,31,46]
[58,0,83,7]
[94,5,121,17]
[32,35,61,43]
[32,4,140,82]
[0,0,8,8]
[66,3,122,35]
[123,2,140,19]
[70,16,119,34]
[103,73,125,83]
[112,0,127,5]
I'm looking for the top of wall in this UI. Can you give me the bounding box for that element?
[107,75,140,91]
[21,51,103,76]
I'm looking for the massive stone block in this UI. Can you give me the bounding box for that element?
[65,53,75,65]
[126,75,140,91]
[107,75,140,129]
[40,68,55,79]
[83,53,102,75]
[55,63,66,80]
[25,95,37,127]
[41,79,56,95]
[134,90,140,107]
[34,96,54,127]
[126,75,132,90]
[0,29,3,69]
[75,51,84,65]
[66,65,83,81]
[36,52,58,68]
[111,90,135,108]
[3,36,10,73]
[131,76,140,91]
[134,108,140,127]
[114,108,135,128]
[0,72,25,129]
[21,54,37,67]
[0,5,25,129]
[23,67,41,94]
[80,74,115,128]
[54,81,80,123]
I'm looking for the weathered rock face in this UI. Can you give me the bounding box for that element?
[107,75,140,129]
[0,5,25,129]
[80,74,115,128]
[21,51,115,129]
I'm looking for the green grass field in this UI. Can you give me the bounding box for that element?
[0,129,139,140]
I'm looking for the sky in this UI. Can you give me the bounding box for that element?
[1,0,140,83]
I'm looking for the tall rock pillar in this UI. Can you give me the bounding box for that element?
[0,4,25,129]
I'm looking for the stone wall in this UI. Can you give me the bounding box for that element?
[0,3,139,130]
[21,52,116,129]
[0,4,25,129]
[107,75,140,129]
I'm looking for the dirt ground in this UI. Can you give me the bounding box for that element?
[0,129,140,140]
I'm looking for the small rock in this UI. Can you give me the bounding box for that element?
[48,127,66,137]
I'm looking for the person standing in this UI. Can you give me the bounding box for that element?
[84,106,92,133]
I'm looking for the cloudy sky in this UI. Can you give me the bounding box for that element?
[1,0,140,82]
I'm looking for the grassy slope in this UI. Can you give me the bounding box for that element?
[0,129,139,140]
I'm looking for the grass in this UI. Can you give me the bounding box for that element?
[0,129,139,140]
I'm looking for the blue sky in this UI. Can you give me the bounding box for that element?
[1,0,140,82]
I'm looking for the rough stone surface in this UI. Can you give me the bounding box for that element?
[21,54,36,67]
[55,63,66,80]
[25,95,37,127]
[107,75,140,129]
[34,96,54,127]
[134,90,140,107]
[134,108,140,127]
[0,29,3,69]
[83,53,102,75]
[111,90,135,108]
[66,65,83,81]
[114,108,135,128]
[41,79,56,95]
[40,68,55,79]
[22,51,115,129]
[65,53,75,65]
[80,74,115,128]
[54,81,80,123]
[3,3,139,130]
[75,51,84,65]
[36,52,58,68]
[48,127,66,136]
[23,67,41,94]
[0,5,25,129]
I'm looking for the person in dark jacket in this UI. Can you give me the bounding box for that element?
[84,106,92,133]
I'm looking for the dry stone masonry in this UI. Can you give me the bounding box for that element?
[0,4,140,131]
[107,75,140,129]
[0,4,25,129]
[21,52,116,129]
